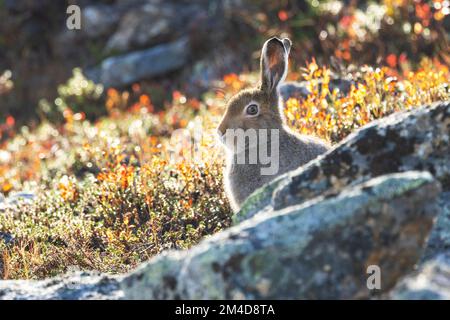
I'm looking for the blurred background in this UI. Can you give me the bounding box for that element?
[0,0,448,127]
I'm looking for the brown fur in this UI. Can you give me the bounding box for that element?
[218,37,331,212]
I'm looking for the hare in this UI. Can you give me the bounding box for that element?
[217,37,330,212]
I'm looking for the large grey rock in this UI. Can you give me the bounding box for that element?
[235,101,450,223]
[390,253,450,300]
[279,78,353,101]
[0,192,35,210]
[422,192,450,261]
[0,272,122,300]
[104,0,229,53]
[1,101,448,300]
[88,37,190,88]
[185,46,247,96]
[121,171,440,299]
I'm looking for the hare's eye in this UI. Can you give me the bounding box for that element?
[245,104,259,116]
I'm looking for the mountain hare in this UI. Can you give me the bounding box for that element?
[217,37,330,212]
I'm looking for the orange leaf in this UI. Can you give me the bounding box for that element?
[278,10,289,21]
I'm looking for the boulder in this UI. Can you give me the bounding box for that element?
[105,3,174,52]
[0,232,14,245]
[279,78,353,101]
[184,46,247,96]
[0,271,122,300]
[0,102,449,300]
[82,4,123,38]
[422,192,450,261]
[121,171,440,299]
[279,81,311,100]
[0,192,35,210]
[390,253,450,300]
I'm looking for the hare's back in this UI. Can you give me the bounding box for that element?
[281,131,330,169]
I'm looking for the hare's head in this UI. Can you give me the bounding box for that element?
[217,37,291,145]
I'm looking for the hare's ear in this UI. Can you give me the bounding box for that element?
[260,37,291,94]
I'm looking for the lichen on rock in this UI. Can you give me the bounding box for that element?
[122,171,441,299]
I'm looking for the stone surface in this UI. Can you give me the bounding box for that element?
[184,46,248,96]
[422,192,450,261]
[2,172,438,299]
[104,0,227,54]
[0,102,449,300]
[82,4,122,38]
[1,0,244,116]
[122,171,440,299]
[0,232,14,245]
[0,192,35,210]
[0,272,123,300]
[88,37,191,88]
[234,101,449,223]
[390,253,450,300]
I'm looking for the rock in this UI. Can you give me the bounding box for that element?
[0,272,123,300]
[3,172,437,300]
[6,192,35,204]
[121,171,440,299]
[279,78,353,101]
[422,192,450,261]
[1,0,248,115]
[185,46,247,96]
[235,101,449,222]
[104,0,226,53]
[3,0,54,14]
[82,4,122,39]
[274,101,449,210]
[105,3,174,52]
[390,253,450,299]
[87,37,191,88]
[1,101,449,299]
[231,174,285,225]
[92,0,236,87]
